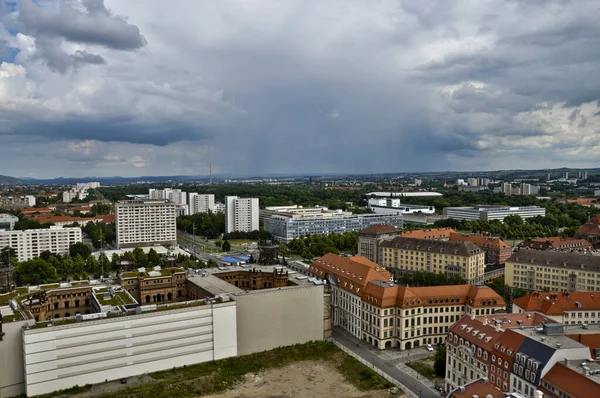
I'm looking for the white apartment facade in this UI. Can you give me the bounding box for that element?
[0,227,82,262]
[188,193,215,214]
[115,200,177,248]
[225,196,259,233]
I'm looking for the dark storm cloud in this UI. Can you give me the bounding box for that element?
[10,117,213,146]
[34,37,104,72]
[17,0,146,50]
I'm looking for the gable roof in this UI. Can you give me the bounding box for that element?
[399,227,454,240]
[513,291,600,314]
[576,215,600,237]
[448,232,511,249]
[566,333,600,359]
[542,363,600,398]
[379,237,483,257]
[507,249,600,271]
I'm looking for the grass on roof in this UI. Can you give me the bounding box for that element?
[95,291,134,306]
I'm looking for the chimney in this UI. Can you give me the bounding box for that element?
[534,391,543,398]
[583,366,590,376]
[495,321,501,332]
[483,316,488,326]
[471,311,476,320]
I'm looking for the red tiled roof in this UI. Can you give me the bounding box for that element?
[449,232,511,249]
[513,291,600,315]
[576,215,600,237]
[450,381,504,398]
[542,363,600,398]
[566,333,600,359]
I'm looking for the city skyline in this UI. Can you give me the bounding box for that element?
[1,1,600,178]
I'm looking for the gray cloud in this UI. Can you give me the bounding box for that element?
[18,0,146,50]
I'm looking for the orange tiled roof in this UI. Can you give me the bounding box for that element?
[448,232,511,249]
[542,363,600,398]
[34,215,115,224]
[513,291,600,314]
[399,227,455,239]
[566,333,600,359]
[576,215,600,237]
[450,382,503,398]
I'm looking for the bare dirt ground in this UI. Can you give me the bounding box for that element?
[202,360,405,398]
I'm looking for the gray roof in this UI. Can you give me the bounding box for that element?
[507,249,600,271]
[379,237,483,257]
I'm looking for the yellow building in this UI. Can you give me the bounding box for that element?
[378,237,486,283]
[505,250,600,292]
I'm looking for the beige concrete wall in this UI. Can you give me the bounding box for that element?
[0,319,33,398]
[236,285,324,356]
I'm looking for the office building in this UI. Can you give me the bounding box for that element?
[225,196,259,233]
[0,214,18,231]
[358,224,402,263]
[443,206,546,222]
[445,315,600,397]
[513,291,600,325]
[188,193,215,214]
[505,250,600,292]
[448,232,513,265]
[0,227,82,262]
[378,237,486,283]
[264,209,403,243]
[308,253,504,350]
[367,198,435,215]
[0,264,326,397]
[115,200,177,248]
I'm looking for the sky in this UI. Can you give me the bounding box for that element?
[1,0,600,178]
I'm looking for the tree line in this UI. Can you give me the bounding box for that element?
[286,232,359,259]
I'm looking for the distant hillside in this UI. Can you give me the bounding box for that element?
[0,175,23,185]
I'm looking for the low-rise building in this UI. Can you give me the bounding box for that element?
[443,206,546,222]
[308,253,504,350]
[449,232,513,265]
[576,214,600,248]
[505,250,600,292]
[378,237,486,283]
[367,198,435,214]
[512,291,600,326]
[518,237,593,253]
[357,224,402,263]
[0,227,82,262]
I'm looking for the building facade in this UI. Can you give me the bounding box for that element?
[357,224,402,263]
[518,237,593,253]
[0,214,18,231]
[225,196,259,233]
[0,227,82,262]
[115,200,177,249]
[120,267,188,305]
[378,237,486,283]
[443,206,546,222]
[264,212,403,243]
[188,193,215,214]
[308,253,504,350]
[505,250,600,292]
[448,232,513,265]
[512,291,600,326]
[575,214,600,248]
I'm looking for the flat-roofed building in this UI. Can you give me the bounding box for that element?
[505,250,600,292]
[443,206,546,222]
[378,237,486,283]
[358,224,402,263]
[115,200,177,248]
[225,196,259,233]
[264,207,403,243]
[0,213,18,231]
[0,226,82,262]
[449,232,513,265]
[188,193,215,214]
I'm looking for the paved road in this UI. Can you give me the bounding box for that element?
[333,329,440,398]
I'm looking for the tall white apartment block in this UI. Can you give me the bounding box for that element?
[225,196,259,233]
[115,200,177,248]
[0,227,82,262]
[188,193,215,214]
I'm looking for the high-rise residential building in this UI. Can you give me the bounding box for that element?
[578,170,588,180]
[115,200,177,248]
[225,196,259,233]
[520,183,531,195]
[378,237,486,283]
[562,171,569,179]
[0,227,82,261]
[357,224,402,263]
[188,193,215,214]
[503,182,512,196]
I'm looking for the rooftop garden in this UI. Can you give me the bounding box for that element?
[94,290,135,306]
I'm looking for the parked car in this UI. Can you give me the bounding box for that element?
[426,344,434,351]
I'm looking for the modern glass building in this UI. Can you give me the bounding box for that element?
[264,213,403,242]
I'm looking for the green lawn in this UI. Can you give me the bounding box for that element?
[407,357,436,380]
